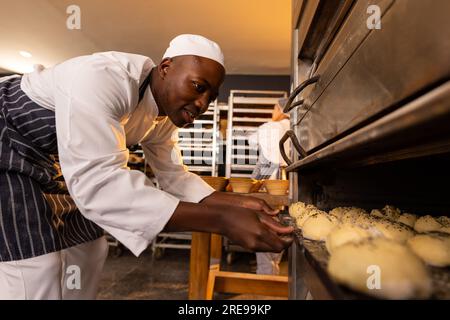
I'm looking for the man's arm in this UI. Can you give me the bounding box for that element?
[142,122,293,252]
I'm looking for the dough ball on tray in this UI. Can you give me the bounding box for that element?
[370,209,385,219]
[329,207,352,220]
[381,205,402,221]
[397,213,418,228]
[370,205,402,222]
[302,211,339,241]
[288,201,307,218]
[414,215,450,234]
[326,222,375,254]
[407,232,450,267]
[370,218,415,243]
[327,238,432,299]
[289,202,318,224]
[341,208,369,224]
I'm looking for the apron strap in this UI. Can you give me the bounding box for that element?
[138,70,152,103]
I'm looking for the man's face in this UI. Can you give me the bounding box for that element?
[156,55,225,127]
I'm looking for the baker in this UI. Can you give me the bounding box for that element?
[0,34,293,299]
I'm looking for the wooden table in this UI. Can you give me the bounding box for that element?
[188,193,289,300]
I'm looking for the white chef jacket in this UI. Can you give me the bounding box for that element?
[20,51,215,256]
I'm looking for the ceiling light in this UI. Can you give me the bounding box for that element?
[19,51,32,58]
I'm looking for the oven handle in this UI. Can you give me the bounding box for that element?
[283,75,320,113]
[279,130,307,166]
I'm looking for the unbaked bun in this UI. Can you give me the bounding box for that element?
[302,211,339,241]
[329,207,352,220]
[291,203,323,229]
[370,209,385,218]
[289,202,319,227]
[407,232,450,267]
[341,208,368,224]
[326,222,375,254]
[436,216,450,234]
[414,215,449,234]
[371,218,415,243]
[397,213,418,228]
[370,205,401,221]
[289,201,307,218]
[382,205,402,221]
[327,238,432,299]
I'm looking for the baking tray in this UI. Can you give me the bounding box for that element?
[279,212,450,300]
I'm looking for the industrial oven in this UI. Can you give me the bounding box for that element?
[283,0,450,299]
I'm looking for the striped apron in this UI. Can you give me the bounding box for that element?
[251,152,280,180]
[0,76,103,262]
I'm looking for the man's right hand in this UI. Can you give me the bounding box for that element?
[219,205,293,252]
[164,202,294,252]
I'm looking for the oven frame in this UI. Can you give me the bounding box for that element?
[287,0,450,300]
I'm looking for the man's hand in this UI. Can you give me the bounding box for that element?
[165,196,294,252]
[197,191,294,252]
[219,205,293,252]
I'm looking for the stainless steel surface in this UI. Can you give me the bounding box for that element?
[296,0,450,152]
[287,81,450,172]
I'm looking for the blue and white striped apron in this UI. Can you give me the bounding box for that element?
[251,152,280,180]
[0,76,103,262]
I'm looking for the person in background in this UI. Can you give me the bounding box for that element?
[248,98,290,275]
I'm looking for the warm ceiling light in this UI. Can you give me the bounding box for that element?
[19,51,32,58]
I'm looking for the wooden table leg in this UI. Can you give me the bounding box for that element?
[188,232,211,300]
[206,264,220,300]
[210,233,222,265]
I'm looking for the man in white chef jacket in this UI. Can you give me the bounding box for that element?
[0,34,293,299]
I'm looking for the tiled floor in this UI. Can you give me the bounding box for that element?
[98,245,288,300]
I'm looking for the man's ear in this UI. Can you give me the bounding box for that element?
[158,58,173,79]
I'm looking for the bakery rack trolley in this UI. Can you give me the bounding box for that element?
[225,90,287,178]
[224,90,287,263]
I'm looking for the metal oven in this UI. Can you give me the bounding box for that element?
[283,0,450,299]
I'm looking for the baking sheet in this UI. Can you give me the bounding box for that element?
[279,212,450,300]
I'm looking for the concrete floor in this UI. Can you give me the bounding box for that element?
[97,245,288,300]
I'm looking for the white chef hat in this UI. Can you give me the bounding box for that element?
[162,34,225,68]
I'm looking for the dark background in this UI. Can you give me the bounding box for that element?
[217,74,290,102]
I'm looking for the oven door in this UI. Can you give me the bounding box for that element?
[294,0,450,154]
